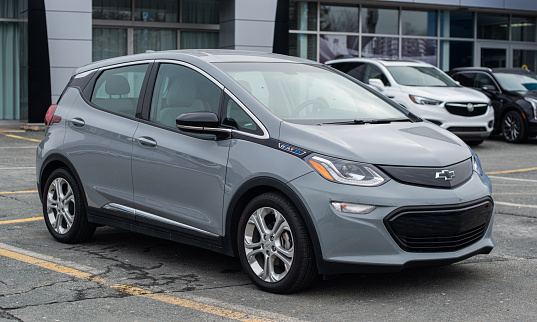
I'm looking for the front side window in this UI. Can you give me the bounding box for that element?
[453,72,476,87]
[216,63,407,124]
[222,95,263,136]
[90,64,148,116]
[149,63,221,128]
[387,66,457,87]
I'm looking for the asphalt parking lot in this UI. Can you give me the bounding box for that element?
[1,128,536,321]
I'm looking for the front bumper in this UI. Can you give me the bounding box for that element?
[288,171,494,275]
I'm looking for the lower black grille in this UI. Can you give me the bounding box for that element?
[385,199,493,252]
[445,102,488,116]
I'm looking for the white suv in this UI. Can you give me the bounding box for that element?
[326,58,494,145]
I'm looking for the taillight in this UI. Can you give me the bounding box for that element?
[44,104,61,126]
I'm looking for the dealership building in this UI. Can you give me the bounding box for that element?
[1,0,537,124]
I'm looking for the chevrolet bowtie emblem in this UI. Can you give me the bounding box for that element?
[435,169,455,181]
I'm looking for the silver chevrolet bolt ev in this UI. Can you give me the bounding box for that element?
[37,50,494,293]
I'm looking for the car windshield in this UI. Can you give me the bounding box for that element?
[493,72,537,92]
[215,62,408,124]
[386,66,458,87]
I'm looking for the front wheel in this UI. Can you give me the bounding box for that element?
[502,111,526,143]
[42,168,96,243]
[237,192,317,293]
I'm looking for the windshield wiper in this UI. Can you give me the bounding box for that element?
[322,118,411,125]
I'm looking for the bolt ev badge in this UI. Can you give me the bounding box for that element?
[435,169,455,181]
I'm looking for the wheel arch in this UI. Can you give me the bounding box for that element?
[223,177,323,261]
[39,154,86,206]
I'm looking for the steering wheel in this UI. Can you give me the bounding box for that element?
[293,97,329,117]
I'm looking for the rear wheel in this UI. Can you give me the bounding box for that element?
[237,192,317,293]
[502,111,526,143]
[42,168,95,243]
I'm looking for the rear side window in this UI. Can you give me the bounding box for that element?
[90,64,148,117]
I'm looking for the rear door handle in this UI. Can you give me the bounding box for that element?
[71,118,85,127]
[137,136,157,147]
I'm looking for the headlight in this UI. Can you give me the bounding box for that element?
[409,95,442,106]
[524,97,537,120]
[307,155,389,186]
[471,149,484,177]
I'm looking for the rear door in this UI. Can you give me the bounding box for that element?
[64,62,150,216]
[131,61,230,242]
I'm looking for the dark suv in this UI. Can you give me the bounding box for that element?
[449,67,537,143]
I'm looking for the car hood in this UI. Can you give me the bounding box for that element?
[279,121,471,167]
[402,86,490,103]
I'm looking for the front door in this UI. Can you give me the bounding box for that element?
[131,62,229,240]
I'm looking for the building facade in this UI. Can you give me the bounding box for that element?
[1,0,537,123]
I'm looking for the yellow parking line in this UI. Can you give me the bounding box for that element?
[0,131,41,143]
[0,217,43,225]
[486,167,537,175]
[0,246,274,322]
[0,190,38,195]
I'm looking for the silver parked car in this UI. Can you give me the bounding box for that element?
[37,50,494,293]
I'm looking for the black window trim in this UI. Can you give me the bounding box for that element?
[456,71,502,94]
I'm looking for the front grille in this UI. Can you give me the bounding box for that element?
[447,126,487,132]
[378,158,473,189]
[445,102,488,117]
[385,199,493,252]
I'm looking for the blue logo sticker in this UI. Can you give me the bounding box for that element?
[278,142,307,155]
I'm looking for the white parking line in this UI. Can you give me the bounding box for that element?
[495,201,537,209]
[488,176,537,183]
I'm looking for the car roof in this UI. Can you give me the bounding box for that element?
[450,67,536,75]
[75,49,318,74]
[325,57,433,67]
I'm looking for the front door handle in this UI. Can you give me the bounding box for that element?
[71,118,85,127]
[137,136,157,147]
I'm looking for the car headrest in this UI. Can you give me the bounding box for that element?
[105,75,131,96]
[166,78,196,107]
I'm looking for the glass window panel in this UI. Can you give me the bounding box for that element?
[402,38,437,65]
[480,48,506,68]
[440,11,474,38]
[180,31,219,49]
[361,36,399,59]
[320,4,359,33]
[0,0,18,18]
[134,0,178,22]
[402,10,437,36]
[223,96,263,135]
[92,28,127,61]
[0,17,20,119]
[513,50,537,72]
[149,63,221,128]
[512,16,537,42]
[362,7,398,35]
[289,33,317,61]
[477,13,508,40]
[91,64,148,117]
[439,40,473,71]
[319,35,359,63]
[134,29,176,54]
[289,1,317,31]
[93,0,131,20]
[182,0,219,24]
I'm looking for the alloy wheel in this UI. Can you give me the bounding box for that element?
[46,177,75,234]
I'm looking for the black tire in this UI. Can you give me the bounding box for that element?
[42,168,96,243]
[502,111,526,143]
[237,192,317,293]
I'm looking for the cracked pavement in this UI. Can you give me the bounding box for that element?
[0,131,536,321]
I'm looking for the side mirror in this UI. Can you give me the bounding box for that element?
[368,78,385,92]
[176,112,231,138]
[482,84,498,92]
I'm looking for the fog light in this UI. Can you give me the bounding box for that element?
[331,202,376,214]
[488,120,493,128]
